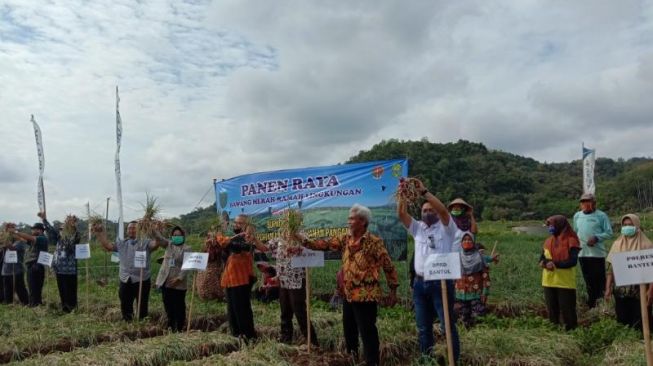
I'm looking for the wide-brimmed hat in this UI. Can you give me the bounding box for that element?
[447,198,472,210]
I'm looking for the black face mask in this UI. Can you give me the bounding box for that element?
[233,227,243,234]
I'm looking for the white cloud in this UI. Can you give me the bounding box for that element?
[1,0,652,223]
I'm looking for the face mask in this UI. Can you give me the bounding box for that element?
[462,241,474,251]
[621,226,637,237]
[547,226,556,235]
[171,236,185,245]
[422,213,439,226]
[451,209,464,217]
[233,227,243,234]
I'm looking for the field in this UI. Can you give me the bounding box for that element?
[2,216,652,365]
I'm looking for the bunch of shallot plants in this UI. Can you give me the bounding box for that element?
[394,177,422,211]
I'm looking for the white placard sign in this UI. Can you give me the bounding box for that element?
[38,251,53,267]
[182,252,209,271]
[134,251,147,268]
[424,252,462,281]
[291,249,325,268]
[75,244,91,259]
[4,250,17,264]
[611,248,653,287]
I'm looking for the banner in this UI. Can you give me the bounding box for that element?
[115,86,124,240]
[583,145,596,195]
[215,159,409,260]
[31,115,46,212]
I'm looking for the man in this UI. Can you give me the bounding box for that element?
[397,178,460,363]
[573,193,613,308]
[302,204,398,366]
[218,214,257,340]
[8,221,49,306]
[39,211,80,312]
[94,221,162,321]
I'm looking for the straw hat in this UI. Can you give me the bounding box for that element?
[447,198,473,210]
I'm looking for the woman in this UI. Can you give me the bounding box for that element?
[41,213,80,312]
[448,198,478,234]
[605,214,653,329]
[154,226,190,332]
[455,232,490,327]
[539,215,580,330]
[196,231,225,301]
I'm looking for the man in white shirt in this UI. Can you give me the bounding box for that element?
[397,178,460,363]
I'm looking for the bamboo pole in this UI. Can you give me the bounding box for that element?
[440,279,454,366]
[640,284,653,366]
[187,273,197,333]
[136,267,144,321]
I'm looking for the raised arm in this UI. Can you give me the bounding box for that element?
[397,198,412,229]
[415,180,450,226]
[40,212,60,243]
[151,229,170,249]
[93,227,116,252]
[8,227,36,244]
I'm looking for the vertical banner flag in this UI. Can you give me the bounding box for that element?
[583,144,596,195]
[215,159,409,260]
[31,115,46,213]
[115,87,124,240]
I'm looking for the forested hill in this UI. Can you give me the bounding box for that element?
[347,139,653,220]
[174,139,653,233]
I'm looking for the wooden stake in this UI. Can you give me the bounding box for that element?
[440,279,455,366]
[187,272,197,333]
[306,267,311,353]
[86,260,90,311]
[640,284,653,366]
[490,240,498,258]
[136,267,144,321]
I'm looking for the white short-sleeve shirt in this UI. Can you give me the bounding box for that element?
[409,217,458,277]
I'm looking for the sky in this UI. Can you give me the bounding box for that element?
[1,0,652,224]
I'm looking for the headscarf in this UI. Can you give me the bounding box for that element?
[543,215,580,262]
[460,232,485,275]
[607,214,653,263]
[448,198,473,231]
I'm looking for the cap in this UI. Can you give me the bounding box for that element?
[579,193,595,202]
[31,223,45,231]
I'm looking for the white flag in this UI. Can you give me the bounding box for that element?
[583,145,596,195]
[31,115,46,212]
[115,87,124,240]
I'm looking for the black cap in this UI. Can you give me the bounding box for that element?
[31,223,45,231]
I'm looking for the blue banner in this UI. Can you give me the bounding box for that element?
[215,159,408,260]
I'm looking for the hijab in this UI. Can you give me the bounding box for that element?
[607,214,653,263]
[460,232,485,275]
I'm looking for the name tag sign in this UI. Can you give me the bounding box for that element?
[38,251,54,267]
[611,248,653,287]
[111,252,120,263]
[424,252,461,281]
[291,249,325,268]
[134,251,147,269]
[4,250,17,264]
[182,252,209,271]
[75,244,91,259]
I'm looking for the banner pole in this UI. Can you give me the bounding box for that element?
[137,267,144,321]
[306,267,311,353]
[640,284,653,366]
[441,279,454,366]
[187,272,197,333]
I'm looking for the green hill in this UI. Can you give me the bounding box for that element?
[175,139,653,230]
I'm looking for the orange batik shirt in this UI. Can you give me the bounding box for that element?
[217,234,254,288]
[307,232,398,302]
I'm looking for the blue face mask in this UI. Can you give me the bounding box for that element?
[547,226,556,235]
[621,226,637,237]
